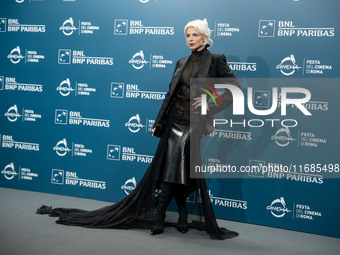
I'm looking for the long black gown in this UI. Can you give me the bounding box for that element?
[37,49,238,240]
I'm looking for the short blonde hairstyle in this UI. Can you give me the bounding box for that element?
[184,19,213,49]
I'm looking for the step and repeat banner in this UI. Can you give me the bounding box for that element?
[0,0,339,238]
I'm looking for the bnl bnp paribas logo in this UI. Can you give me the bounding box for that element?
[0,18,45,33]
[114,18,174,36]
[111,82,124,98]
[58,49,113,66]
[107,144,153,163]
[258,20,334,37]
[107,145,121,161]
[258,20,276,37]
[0,76,4,90]
[51,169,64,184]
[0,18,7,32]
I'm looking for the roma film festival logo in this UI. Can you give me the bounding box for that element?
[4,105,22,122]
[266,197,292,218]
[7,46,25,64]
[121,177,137,195]
[271,127,296,147]
[129,50,149,69]
[60,17,99,36]
[57,78,75,96]
[1,163,18,180]
[139,0,150,3]
[125,114,145,133]
[276,54,302,76]
[53,138,72,156]
[258,20,275,37]
[59,17,78,36]
[199,82,223,115]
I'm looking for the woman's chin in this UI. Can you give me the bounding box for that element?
[189,46,199,51]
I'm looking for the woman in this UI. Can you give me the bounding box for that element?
[37,19,239,240]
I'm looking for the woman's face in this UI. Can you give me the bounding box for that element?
[186,27,205,51]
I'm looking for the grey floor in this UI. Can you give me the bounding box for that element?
[0,187,338,255]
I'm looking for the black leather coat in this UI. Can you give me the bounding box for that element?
[153,49,239,136]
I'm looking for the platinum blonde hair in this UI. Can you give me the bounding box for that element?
[184,18,213,49]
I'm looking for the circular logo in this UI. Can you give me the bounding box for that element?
[59,18,78,36]
[276,54,302,76]
[125,114,145,133]
[1,163,18,180]
[5,105,21,122]
[7,46,24,64]
[266,197,292,218]
[129,51,148,69]
[57,78,74,96]
[271,127,296,147]
[121,177,137,195]
[53,139,71,156]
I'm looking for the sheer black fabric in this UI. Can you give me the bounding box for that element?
[37,116,238,239]
[37,48,239,240]
[174,48,204,112]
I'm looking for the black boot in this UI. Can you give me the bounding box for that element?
[174,186,189,234]
[176,206,189,233]
[150,182,174,235]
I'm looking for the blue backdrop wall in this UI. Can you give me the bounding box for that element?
[0,0,339,238]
